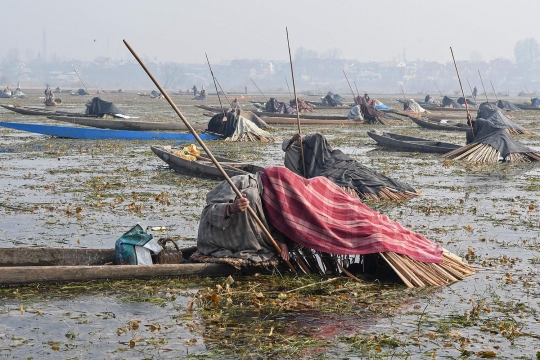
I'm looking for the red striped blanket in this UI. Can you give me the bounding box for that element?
[260,166,442,263]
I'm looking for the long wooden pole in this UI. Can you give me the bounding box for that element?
[524,84,531,96]
[123,40,295,273]
[315,84,323,96]
[400,84,406,100]
[73,68,89,95]
[286,27,307,178]
[285,77,292,98]
[490,80,499,102]
[205,53,226,119]
[353,81,360,98]
[343,70,356,104]
[450,47,473,136]
[478,70,489,103]
[250,77,268,102]
[214,77,232,107]
[433,81,443,97]
[466,78,475,101]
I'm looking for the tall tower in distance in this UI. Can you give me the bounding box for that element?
[42,29,47,63]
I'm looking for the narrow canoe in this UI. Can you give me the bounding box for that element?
[0,247,238,284]
[514,104,540,111]
[195,104,348,120]
[201,112,364,125]
[421,105,470,112]
[151,145,264,178]
[48,115,205,131]
[1,104,85,117]
[0,122,220,140]
[410,117,470,132]
[367,129,460,154]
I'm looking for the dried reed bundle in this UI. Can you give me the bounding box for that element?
[288,246,475,288]
[341,186,421,202]
[443,143,540,163]
[226,132,276,142]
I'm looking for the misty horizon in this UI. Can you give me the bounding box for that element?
[2,0,539,65]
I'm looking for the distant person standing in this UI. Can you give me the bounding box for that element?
[245,85,248,94]
[472,86,478,99]
[192,85,198,95]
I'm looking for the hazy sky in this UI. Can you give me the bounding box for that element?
[3,0,539,64]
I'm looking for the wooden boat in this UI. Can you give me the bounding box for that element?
[258,117,364,125]
[0,246,238,285]
[421,105,471,112]
[390,109,464,120]
[201,112,364,125]
[396,100,474,112]
[0,122,220,140]
[514,104,540,111]
[367,130,460,154]
[48,115,205,131]
[410,117,470,132]
[151,145,264,178]
[2,104,73,116]
[196,104,349,120]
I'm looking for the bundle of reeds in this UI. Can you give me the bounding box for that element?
[506,128,535,135]
[288,246,475,288]
[341,186,421,201]
[442,143,540,163]
[229,132,276,142]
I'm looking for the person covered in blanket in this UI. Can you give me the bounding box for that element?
[196,166,442,266]
[289,98,313,112]
[281,133,419,200]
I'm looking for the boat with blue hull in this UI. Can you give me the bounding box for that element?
[0,122,220,141]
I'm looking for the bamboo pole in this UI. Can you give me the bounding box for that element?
[285,77,292,98]
[285,27,307,178]
[214,77,232,107]
[434,81,443,98]
[250,77,268,102]
[123,40,296,273]
[490,80,499,102]
[353,81,361,98]
[315,84,323,96]
[450,47,473,137]
[478,70,490,103]
[400,84,406,100]
[73,67,89,95]
[343,70,356,104]
[466,78,475,101]
[205,53,226,119]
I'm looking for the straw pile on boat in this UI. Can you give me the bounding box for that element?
[442,143,540,163]
[289,246,475,288]
[341,186,421,201]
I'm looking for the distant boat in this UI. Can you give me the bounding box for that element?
[0,122,220,141]
[47,115,206,131]
[410,117,470,131]
[367,130,461,154]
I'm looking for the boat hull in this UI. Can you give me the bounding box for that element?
[48,115,204,131]
[0,122,220,140]
[410,117,469,132]
[0,247,237,284]
[367,130,460,153]
[151,145,264,178]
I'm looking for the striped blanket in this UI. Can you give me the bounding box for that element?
[260,167,442,264]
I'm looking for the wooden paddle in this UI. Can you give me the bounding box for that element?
[123,40,296,273]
